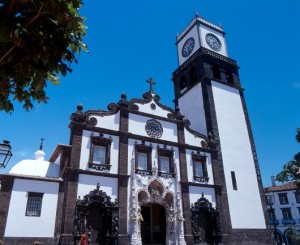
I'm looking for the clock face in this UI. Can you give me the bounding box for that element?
[205,33,222,51]
[182,37,195,58]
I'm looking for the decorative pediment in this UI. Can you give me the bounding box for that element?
[184,119,209,148]
[76,183,118,208]
[70,84,183,127]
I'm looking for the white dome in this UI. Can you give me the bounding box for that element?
[9,150,59,178]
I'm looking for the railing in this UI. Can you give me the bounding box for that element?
[269,219,279,225]
[282,219,296,225]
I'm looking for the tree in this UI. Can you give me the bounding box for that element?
[0,0,87,113]
[276,128,300,188]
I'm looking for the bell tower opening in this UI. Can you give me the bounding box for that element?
[140,204,166,244]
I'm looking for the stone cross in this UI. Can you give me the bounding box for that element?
[146,77,156,94]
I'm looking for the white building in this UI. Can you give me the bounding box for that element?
[265,180,300,245]
[0,14,269,245]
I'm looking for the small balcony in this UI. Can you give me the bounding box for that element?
[282,219,296,225]
[269,219,279,225]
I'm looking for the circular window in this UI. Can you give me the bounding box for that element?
[145,119,163,138]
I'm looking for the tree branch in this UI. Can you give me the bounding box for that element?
[0,46,16,64]
[0,2,46,64]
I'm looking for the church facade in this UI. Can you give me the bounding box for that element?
[0,15,270,245]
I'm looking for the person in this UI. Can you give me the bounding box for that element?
[79,230,86,245]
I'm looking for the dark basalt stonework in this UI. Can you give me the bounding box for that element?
[73,183,119,245]
[172,44,271,244]
[191,194,222,244]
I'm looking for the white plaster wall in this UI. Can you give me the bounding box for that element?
[136,100,173,118]
[177,24,200,65]
[128,114,178,142]
[178,83,207,135]
[189,186,216,207]
[212,81,266,229]
[184,128,206,147]
[186,150,214,185]
[5,179,59,237]
[77,174,118,200]
[93,112,120,131]
[272,190,300,224]
[79,130,119,174]
[198,24,228,57]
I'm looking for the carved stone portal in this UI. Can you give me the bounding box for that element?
[73,183,119,245]
[191,193,222,245]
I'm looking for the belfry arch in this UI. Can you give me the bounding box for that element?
[73,183,119,245]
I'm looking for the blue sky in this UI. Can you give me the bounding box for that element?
[1,0,299,187]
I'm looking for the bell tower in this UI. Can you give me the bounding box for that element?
[172,14,269,244]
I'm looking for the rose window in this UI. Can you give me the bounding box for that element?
[145,119,163,138]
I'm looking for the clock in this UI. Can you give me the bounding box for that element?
[205,33,222,51]
[182,37,195,58]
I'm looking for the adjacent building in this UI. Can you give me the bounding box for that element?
[265,179,300,245]
[0,14,270,244]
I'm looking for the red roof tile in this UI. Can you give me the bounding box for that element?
[266,182,297,192]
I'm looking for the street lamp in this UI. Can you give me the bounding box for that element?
[0,140,13,169]
[265,190,280,244]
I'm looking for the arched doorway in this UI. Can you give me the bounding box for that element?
[140,204,166,244]
[85,204,109,244]
[73,183,119,245]
[191,193,222,245]
[285,228,300,245]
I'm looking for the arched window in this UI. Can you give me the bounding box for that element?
[212,64,221,80]
[179,75,187,90]
[225,70,234,84]
[189,66,197,84]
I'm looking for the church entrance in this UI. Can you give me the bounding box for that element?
[85,204,109,244]
[140,204,166,244]
[73,183,119,245]
[190,194,222,245]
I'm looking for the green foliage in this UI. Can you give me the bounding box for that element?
[276,129,300,188]
[0,0,88,112]
[287,226,300,244]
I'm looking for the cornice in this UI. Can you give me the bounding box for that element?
[0,173,63,183]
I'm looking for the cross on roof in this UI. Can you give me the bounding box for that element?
[146,77,156,94]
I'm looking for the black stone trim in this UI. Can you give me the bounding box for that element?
[71,90,180,128]
[85,103,119,126]
[239,90,271,234]
[72,123,216,154]
[3,237,58,245]
[153,94,176,119]
[135,169,153,176]
[73,183,119,244]
[88,133,112,171]
[174,47,238,75]
[157,144,176,177]
[180,180,220,189]
[76,169,130,179]
[0,175,13,239]
[129,91,153,105]
[200,79,233,240]
[191,193,222,244]
[183,119,209,147]
[134,141,153,173]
